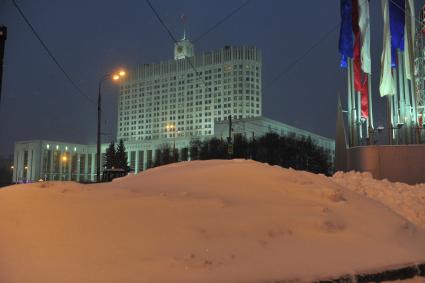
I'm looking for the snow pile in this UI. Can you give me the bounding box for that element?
[1,160,425,283]
[332,171,425,230]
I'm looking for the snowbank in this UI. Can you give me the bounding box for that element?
[332,171,425,230]
[0,160,425,283]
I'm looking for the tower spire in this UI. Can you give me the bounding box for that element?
[174,14,193,60]
[181,14,187,40]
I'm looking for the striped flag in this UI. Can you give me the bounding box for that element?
[359,0,371,74]
[338,0,353,68]
[352,0,369,118]
[380,0,396,97]
[404,0,415,80]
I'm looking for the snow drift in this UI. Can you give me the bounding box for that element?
[0,160,424,283]
[332,171,425,230]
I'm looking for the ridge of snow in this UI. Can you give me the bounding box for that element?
[0,160,424,283]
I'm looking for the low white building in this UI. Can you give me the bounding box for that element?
[13,117,334,183]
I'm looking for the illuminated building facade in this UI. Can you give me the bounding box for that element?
[12,37,334,182]
[117,40,262,142]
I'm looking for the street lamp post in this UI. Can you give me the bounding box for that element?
[96,70,125,182]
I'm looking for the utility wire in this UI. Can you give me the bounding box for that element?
[193,0,251,43]
[264,0,380,91]
[264,23,340,91]
[388,0,422,25]
[10,0,95,105]
[145,0,206,86]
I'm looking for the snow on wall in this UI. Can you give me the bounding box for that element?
[0,160,425,283]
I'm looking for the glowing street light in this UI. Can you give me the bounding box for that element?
[97,68,126,182]
[166,124,177,161]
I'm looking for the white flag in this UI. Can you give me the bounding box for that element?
[379,0,396,97]
[359,0,371,74]
[404,0,415,80]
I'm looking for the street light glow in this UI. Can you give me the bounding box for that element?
[112,74,120,80]
[166,124,175,130]
[62,155,68,162]
[119,70,126,76]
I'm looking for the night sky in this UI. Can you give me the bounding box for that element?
[0,0,424,157]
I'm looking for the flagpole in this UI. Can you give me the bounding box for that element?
[350,59,358,146]
[387,95,393,144]
[397,49,406,144]
[392,63,401,144]
[405,0,419,143]
[357,90,362,143]
[347,59,353,147]
[411,78,419,142]
[401,50,412,144]
[367,74,374,142]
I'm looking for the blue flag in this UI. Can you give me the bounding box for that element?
[338,0,353,68]
[389,0,405,67]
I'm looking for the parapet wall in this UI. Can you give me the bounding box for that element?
[346,144,425,185]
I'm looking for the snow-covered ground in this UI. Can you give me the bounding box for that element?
[0,160,424,283]
[332,171,425,230]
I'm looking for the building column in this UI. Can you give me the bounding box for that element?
[26,149,33,182]
[90,153,95,182]
[13,149,18,183]
[84,154,88,182]
[142,150,145,171]
[142,150,147,171]
[127,151,131,171]
[68,153,72,181]
[37,148,44,181]
[59,151,64,181]
[99,150,103,172]
[18,150,24,182]
[76,153,81,182]
[49,150,54,181]
[135,150,139,173]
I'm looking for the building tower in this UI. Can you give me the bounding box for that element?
[174,31,194,60]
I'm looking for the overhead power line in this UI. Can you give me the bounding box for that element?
[193,0,251,43]
[388,0,422,25]
[264,23,340,91]
[145,0,206,85]
[10,0,95,105]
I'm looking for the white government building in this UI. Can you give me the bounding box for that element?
[13,36,335,183]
